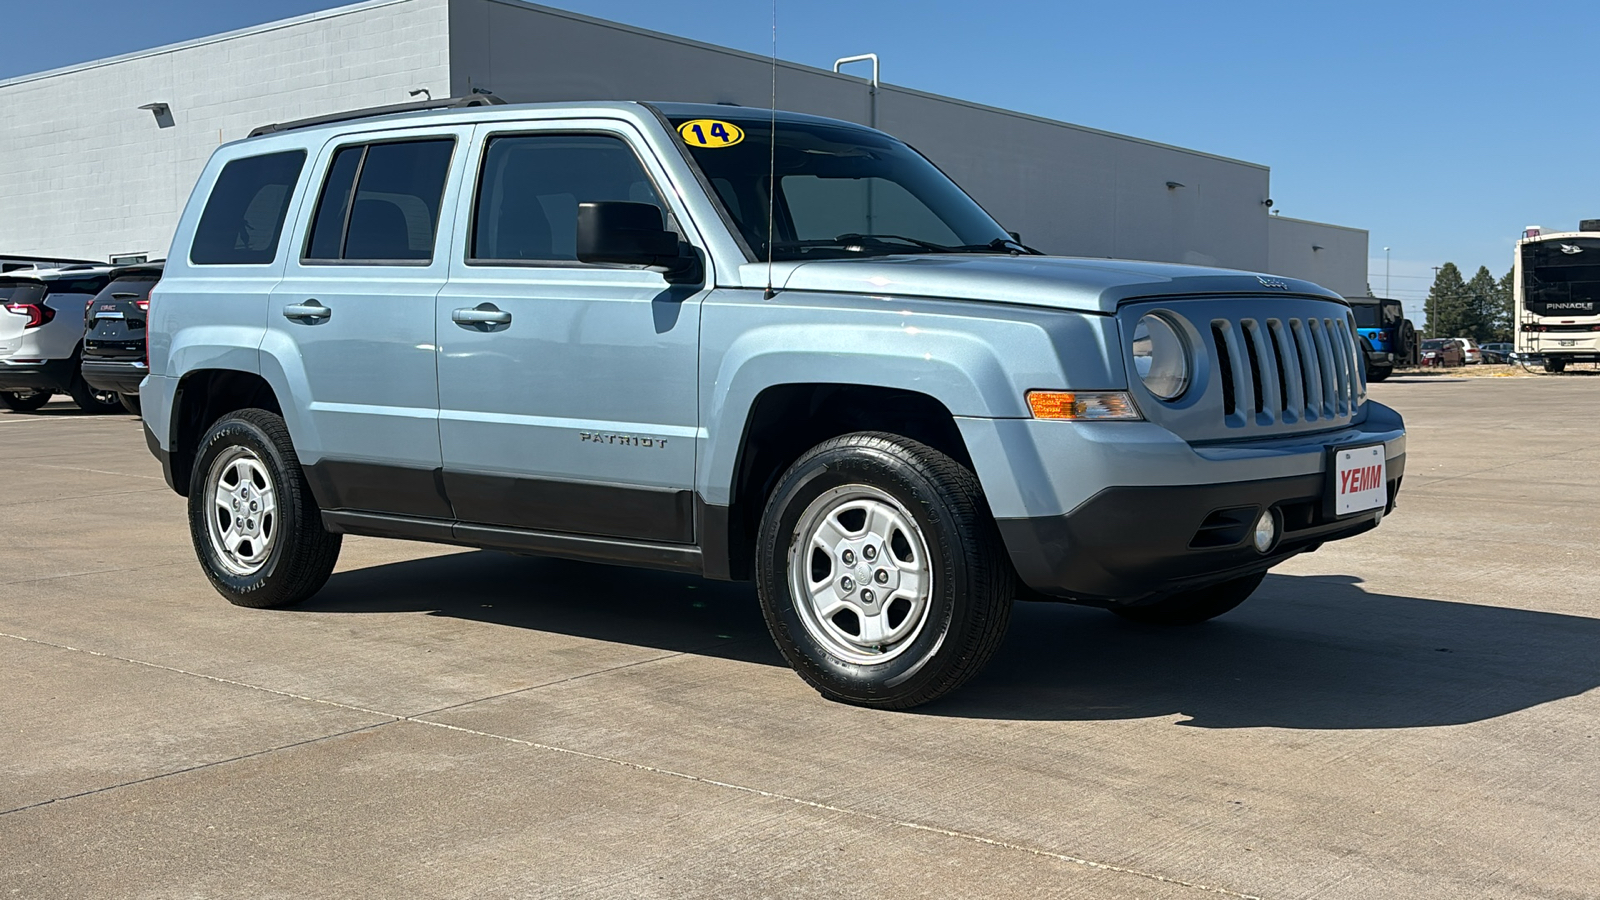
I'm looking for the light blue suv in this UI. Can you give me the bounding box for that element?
[143,97,1405,709]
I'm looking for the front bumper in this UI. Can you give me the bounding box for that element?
[80,358,147,395]
[999,463,1402,602]
[960,401,1406,602]
[0,357,75,393]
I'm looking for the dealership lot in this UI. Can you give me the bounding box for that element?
[2,377,1596,899]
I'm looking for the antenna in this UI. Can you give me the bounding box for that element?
[763,0,778,301]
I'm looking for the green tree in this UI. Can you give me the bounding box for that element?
[1463,266,1500,341]
[1425,262,1469,338]
[1493,268,1515,341]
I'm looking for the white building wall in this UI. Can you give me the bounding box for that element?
[0,0,451,262]
[0,0,1371,296]
[1267,215,1370,298]
[447,0,1272,272]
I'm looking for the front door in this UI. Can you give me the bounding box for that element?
[266,126,471,518]
[435,123,706,543]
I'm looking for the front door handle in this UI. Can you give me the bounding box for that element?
[452,304,513,327]
[283,300,332,322]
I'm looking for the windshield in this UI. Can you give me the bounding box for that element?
[670,115,1013,261]
[1523,237,1600,317]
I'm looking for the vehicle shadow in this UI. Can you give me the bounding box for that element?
[300,552,1600,729]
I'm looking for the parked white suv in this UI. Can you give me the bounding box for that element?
[1450,337,1484,365]
[0,265,123,412]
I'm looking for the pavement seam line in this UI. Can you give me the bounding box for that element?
[0,632,401,720]
[406,718,1262,899]
[0,722,391,817]
[0,560,186,588]
[408,634,763,718]
[15,461,165,480]
[408,649,692,718]
[1,631,1258,899]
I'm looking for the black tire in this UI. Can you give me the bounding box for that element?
[0,389,52,412]
[118,393,141,416]
[1396,320,1418,367]
[1546,358,1567,374]
[1112,571,1266,626]
[1367,364,1392,383]
[187,409,341,609]
[68,374,122,414]
[755,432,1014,709]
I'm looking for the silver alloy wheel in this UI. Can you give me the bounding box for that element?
[204,445,279,577]
[787,484,934,665]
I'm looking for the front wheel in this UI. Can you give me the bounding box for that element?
[187,409,341,608]
[1111,571,1266,626]
[0,389,52,412]
[755,432,1014,709]
[1367,364,1392,383]
[118,393,141,416]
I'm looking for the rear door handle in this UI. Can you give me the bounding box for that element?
[283,300,332,321]
[452,304,512,327]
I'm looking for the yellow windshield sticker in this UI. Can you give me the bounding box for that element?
[678,119,745,148]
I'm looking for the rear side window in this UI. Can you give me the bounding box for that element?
[304,139,455,263]
[100,275,160,300]
[190,151,306,265]
[470,134,664,263]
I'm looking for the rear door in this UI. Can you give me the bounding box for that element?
[434,120,707,542]
[265,126,471,519]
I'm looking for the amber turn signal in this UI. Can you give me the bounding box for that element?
[1026,391,1142,421]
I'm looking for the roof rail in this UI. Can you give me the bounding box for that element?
[248,93,507,138]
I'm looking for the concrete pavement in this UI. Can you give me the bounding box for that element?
[2,377,1597,898]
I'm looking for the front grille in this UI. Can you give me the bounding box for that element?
[1210,314,1363,428]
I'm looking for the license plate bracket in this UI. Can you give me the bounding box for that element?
[1326,444,1387,518]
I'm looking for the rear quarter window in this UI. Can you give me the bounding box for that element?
[190,150,307,265]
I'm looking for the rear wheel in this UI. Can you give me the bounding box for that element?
[68,375,122,414]
[1367,364,1392,383]
[118,393,141,416]
[1112,571,1266,626]
[0,389,52,412]
[187,409,341,608]
[755,432,1014,709]
[1546,358,1567,374]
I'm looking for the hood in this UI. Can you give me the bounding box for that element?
[737,255,1342,314]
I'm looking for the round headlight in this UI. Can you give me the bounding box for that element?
[1131,314,1190,400]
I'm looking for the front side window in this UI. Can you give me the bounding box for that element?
[470,133,664,263]
[190,150,306,265]
[304,138,455,263]
[670,116,1013,261]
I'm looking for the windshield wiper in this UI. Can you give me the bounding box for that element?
[767,234,1043,256]
[766,234,957,255]
[948,237,1044,256]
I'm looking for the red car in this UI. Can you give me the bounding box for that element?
[1419,338,1466,367]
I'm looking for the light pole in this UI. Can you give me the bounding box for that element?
[1383,247,1390,298]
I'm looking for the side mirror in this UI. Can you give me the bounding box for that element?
[576,201,701,283]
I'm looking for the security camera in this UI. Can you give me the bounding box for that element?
[1263,198,1274,208]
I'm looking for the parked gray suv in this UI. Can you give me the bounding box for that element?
[142,98,1406,709]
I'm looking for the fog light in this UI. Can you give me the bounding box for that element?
[1252,510,1278,554]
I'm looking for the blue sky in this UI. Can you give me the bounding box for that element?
[7,0,1597,316]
